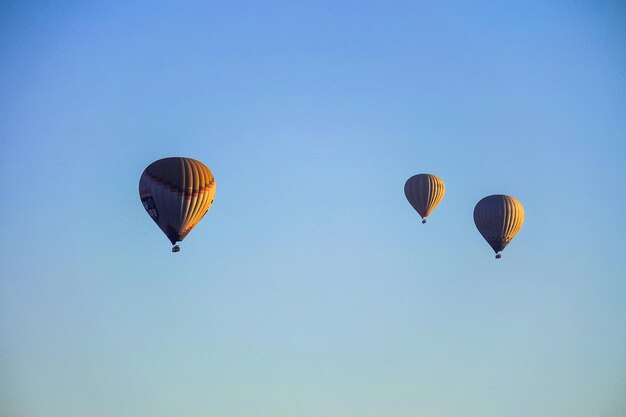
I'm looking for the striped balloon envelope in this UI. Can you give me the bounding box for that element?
[139,157,216,252]
[473,194,524,259]
[404,174,446,223]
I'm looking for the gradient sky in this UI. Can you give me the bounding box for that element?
[1,1,626,416]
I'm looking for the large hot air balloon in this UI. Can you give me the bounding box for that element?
[139,157,216,252]
[404,174,446,223]
[473,194,524,259]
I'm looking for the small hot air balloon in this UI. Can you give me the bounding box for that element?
[404,174,446,223]
[473,194,524,259]
[139,157,216,252]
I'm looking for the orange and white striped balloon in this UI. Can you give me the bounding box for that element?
[139,157,216,250]
[473,194,524,258]
[404,174,446,223]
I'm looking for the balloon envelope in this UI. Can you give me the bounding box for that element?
[139,157,216,246]
[473,194,524,256]
[404,174,446,222]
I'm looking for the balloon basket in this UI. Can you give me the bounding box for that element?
[495,253,501,259]
[172,245,181,253]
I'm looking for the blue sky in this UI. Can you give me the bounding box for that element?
[1,1,625,416]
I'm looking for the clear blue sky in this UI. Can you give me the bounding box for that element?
[1,1,625,416]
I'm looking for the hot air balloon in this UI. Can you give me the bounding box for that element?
[404,174,446,223]
[139,157,216,252]
[473,194,524,259]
